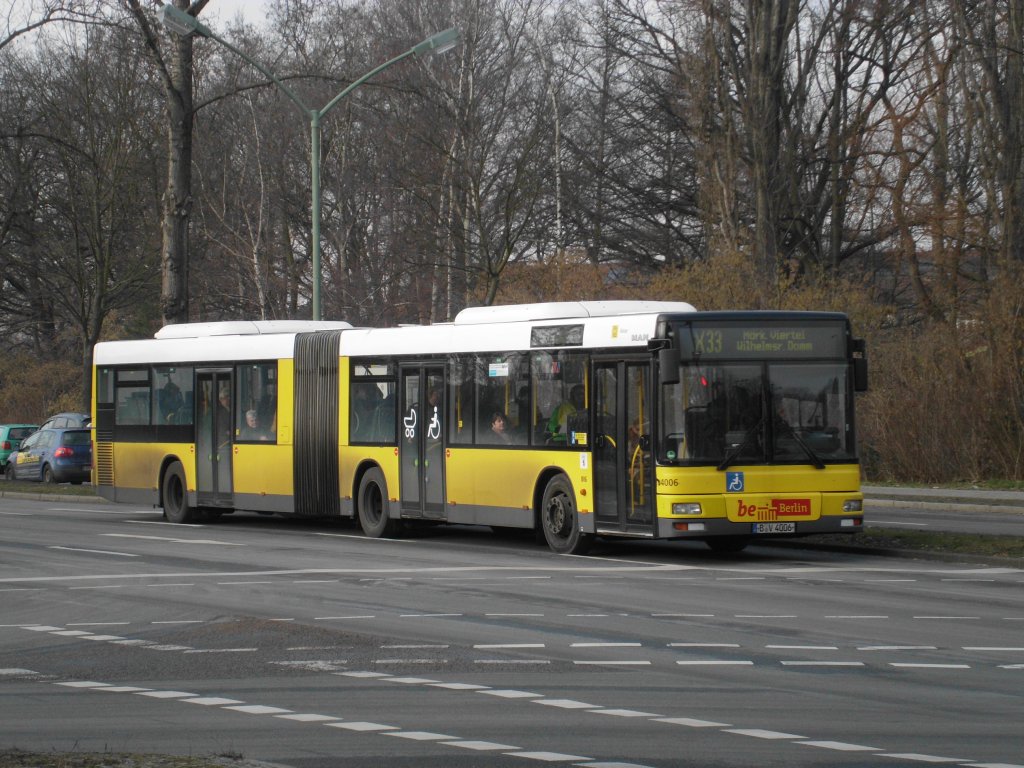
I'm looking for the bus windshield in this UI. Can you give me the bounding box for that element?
[659,361,855,465]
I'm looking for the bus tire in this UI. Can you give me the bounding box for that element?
[541,474,592,555]
[706,536,749,553]
[358,467,396,538]
[162,462,195,524]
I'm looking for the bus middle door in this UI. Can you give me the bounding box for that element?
[399,365,446,520]
[196,370,234,508]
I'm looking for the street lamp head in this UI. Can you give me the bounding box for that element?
[413,27,460,56]
[158,4,212,38]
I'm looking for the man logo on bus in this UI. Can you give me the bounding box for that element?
[726,471,744,492]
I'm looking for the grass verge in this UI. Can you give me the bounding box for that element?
[801,528,1024,560]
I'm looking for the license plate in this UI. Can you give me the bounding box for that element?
[753,522,795,534]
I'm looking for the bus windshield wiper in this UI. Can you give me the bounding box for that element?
[717,413,766,472]
[777,422,826,470]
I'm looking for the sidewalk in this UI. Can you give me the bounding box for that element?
[863,485,1024,514]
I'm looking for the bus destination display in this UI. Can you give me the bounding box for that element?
[676,322,846,360]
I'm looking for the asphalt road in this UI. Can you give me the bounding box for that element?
[2,497,1022,768]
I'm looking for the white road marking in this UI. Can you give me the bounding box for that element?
[474,643,545,649]
[592,709,661,718]
[374,659,444,665]
[135,690,196,698]
[430,682,490,690]
[725,729,807,740]
[535,699,596,709]
[315,616,376,620]
[223,704,292,714]
[651,720,733,729]
[890,663,971,669]
[877,753,968,762]
[505,751,591,762]
[384,677,440,685]
[444,740,520,750]
[480,689,542,698]
[184,697,244,706]
[1,669,40,676]
[859,646,938,651]
[574,661,651,666]
[963,647,1024,651]
[382,644,449,649]
[475,659,550,664]
[767,645,838,650]
[914,616,980,620]
[385,731,457,741]
[275,714,340,722]
[399,613,463,618]
[676,660,753,666]
[56,681,110,688]
[102,533,243,546]
[799,741,880,751]
[571,642,641,648]
[668,643,739,648]
[67,622,130,627]
[49,546,137,558]
[780,661,865,667]
[326,721,398,731]
[183,648,257,654]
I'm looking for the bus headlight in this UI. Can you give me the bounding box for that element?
[842,499,863,512]
[672,503,702,515]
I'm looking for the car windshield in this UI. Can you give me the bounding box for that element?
[62,430,91,447]
[659,362,855,464]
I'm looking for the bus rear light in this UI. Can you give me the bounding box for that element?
[840,518,863,527]
[843,499,863,512]
[673,522,706,532]
[672,503,702,515]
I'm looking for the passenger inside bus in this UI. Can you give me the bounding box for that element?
[546,384,586,443]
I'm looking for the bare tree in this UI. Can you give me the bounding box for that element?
[124,0,211,326]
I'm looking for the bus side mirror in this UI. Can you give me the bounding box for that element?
[658,347,680,386]
[853,358,868,392]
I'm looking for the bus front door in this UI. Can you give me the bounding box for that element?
[399,365,445,520]
[593,361,654,533]
[196,370,233,508]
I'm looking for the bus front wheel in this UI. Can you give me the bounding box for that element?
[162,462,195,524]
[358,467,396,538]
[541,475,592,555]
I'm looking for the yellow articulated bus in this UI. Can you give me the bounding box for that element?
[92,301,868,554]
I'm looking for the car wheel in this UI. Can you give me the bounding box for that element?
[162,461,195,524]
[42,465,55,484]
[541,474,593,555]
[357,467,397,538]
[4,463,13,480]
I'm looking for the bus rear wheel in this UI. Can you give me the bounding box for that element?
[358,467,397,538]
[541,475,592,555]
[162,462,195,524]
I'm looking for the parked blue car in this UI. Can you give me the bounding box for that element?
[4,427,92,484]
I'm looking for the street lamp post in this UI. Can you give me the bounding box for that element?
[159,4,458,321]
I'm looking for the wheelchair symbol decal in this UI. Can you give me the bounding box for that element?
[726,471,744,492]
[427,406,441,440]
